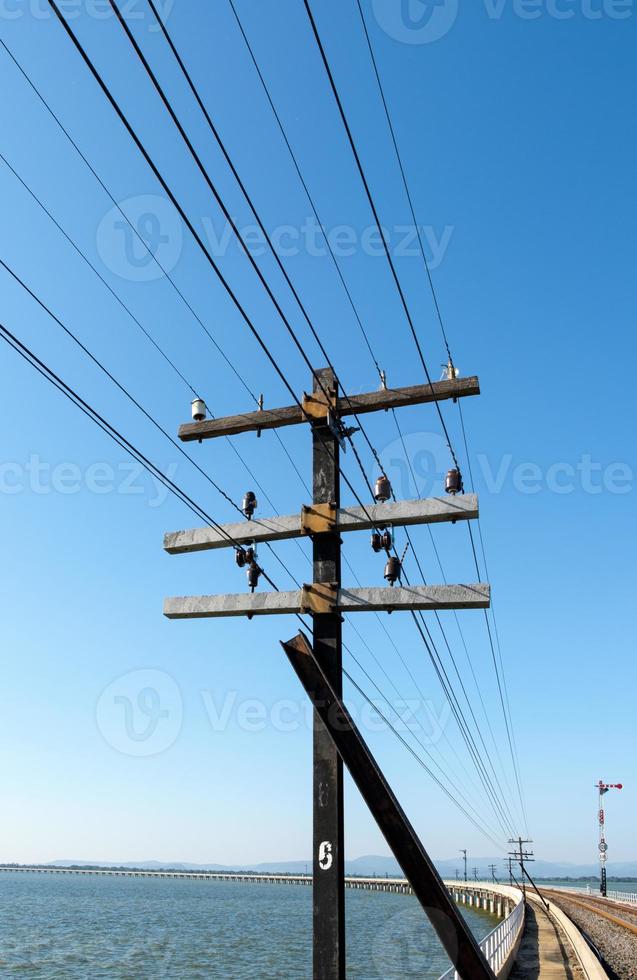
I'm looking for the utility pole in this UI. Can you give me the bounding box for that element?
[455,868,460,882]
[506,857,513,886]
[488,864,498,884]
[311,369,344,976]
[508,838,534,899]
[460,848,468,883]
[596,780,622,897]
[164,368,487,979]
[473,867,479,882]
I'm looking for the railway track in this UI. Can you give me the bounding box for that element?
[542,889,637,979]
[542,891,637,935]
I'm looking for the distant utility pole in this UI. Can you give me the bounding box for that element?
[455,868,460,882]
[488,864,498,884]
[508,838,534,899]
[473,867,479,882]
[596,780,623,897]
[506,857,514,886]
[460,849,468,883]
[164,368,489,980]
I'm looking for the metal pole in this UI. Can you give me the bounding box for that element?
[311,367,345,979]
[518,839,526,899]
[460,849,467,882]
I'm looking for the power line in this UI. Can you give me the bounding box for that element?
[458,402,529,834]
[0,256,248,520]
[223,0,516,832]
[0,35,308,500]
[227,0,383,382]
[353,0,454,365]
[44,0,388,543]
[5,33,481,831]
[0,320,281,584]
[0,150,314,572]
[342,658,505,851]
[46,0,518,839]
[346,0,529,832]
[113,0,392,491]
[302,0,460,469]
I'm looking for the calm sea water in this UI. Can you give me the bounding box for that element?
[540,878,637,895]
[0,872,498,978]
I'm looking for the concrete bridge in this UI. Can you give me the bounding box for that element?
[0,867,604,978]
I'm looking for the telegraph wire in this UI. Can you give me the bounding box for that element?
[0,320,281,584]
[45,0,386,540]
[302,0,460,469]
[348,0,528,831]
[343,646,505,846]
[354,0,454,365]
[458,403,529,833]
[342,664,506,851]
[0,36,309,499]
[391,407,517,804]
[0,257,247,520]
[223,0,517,828]
[0,151,314,572]
[113,0,390,489]
[2,303,499,841]
[108,0,367,436]
[226,0,383,382]
[408,609,515,838]
[44,0,518,834]
[0,151,198,395]
[342,562,494,813]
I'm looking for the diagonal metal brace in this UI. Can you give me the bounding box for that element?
[280,631,497,980]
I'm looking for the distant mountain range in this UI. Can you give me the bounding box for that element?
[30,855,637,879]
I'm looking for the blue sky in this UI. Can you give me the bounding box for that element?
[0,0,634,871]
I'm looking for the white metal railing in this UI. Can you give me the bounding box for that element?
[556,884,637,906]
[593,886,637,905]
[439,889,525,979]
